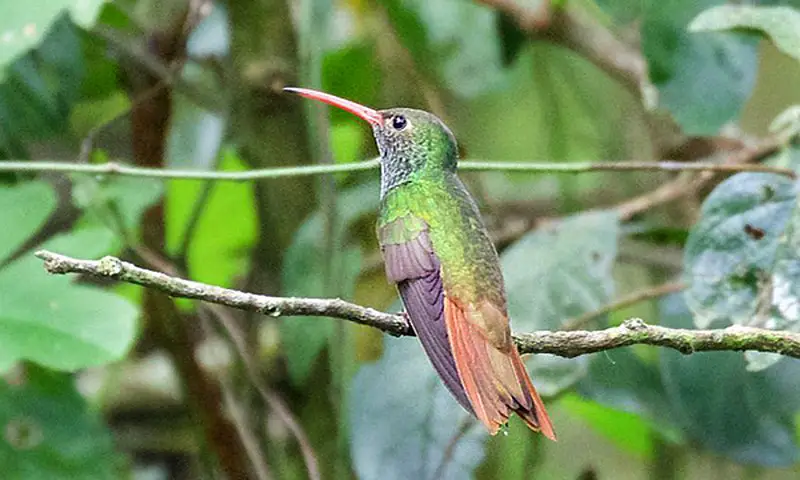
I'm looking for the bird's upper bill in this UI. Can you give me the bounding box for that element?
[283,87,383,126]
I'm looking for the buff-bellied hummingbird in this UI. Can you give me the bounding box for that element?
[284,87,555,439]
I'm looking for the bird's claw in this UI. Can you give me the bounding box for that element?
[400,311,412,330]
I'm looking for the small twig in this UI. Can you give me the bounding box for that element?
[615,140,782,220]
[35,251,800,359]
[432,417,476,480]
[0,158,793,181]
[204,303,321,480]
[217,373,275,480]
[563,282,686,331]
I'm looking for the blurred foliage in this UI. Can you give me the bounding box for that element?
[643,0,759,135]
[0,0,799,479]
[0,366,122,478]
[0,181,138,373]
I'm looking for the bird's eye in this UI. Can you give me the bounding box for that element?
[391,115,408,130]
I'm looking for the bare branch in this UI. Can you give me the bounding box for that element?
[563,282,686,331]
[36,251,800,359]
[616,138,783,220]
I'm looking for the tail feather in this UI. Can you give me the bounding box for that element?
[510,349,556,440]
[444,297,556,440]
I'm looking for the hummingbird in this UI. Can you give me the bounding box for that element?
[285,87,555,439]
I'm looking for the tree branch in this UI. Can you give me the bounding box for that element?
[36,251,800,359]
[476,0,651,101]
[0,158,793,181]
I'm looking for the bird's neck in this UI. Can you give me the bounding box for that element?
[380,152,456,199]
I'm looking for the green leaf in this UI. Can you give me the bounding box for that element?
[383,0,505,97]
[0,181,138,372]
[643,0,759,134]
[349,337,486,480]
[503,210,619,330]
[0,16,92,156]
[0,1,106,75]
[684,171,800,370]
[0,181,56,264]
[576,347,681,455]
[322,43,381,126]
[658,293,800,466]
[166,150,256,288]
[689,5,800,63]
[0,226,138,372]
[0,366,121,478]
[501,210,619,395]
[281,183,379,384]
[562,394,655,458]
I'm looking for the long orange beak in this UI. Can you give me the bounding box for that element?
[283,87,384,126]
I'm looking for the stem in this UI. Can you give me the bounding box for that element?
[0,158,793,180]
[650,435,682,480]
[563,282,686,331]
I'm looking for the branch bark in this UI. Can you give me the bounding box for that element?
[36,251,800,360]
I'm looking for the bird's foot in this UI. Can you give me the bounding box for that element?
[400,311,412,330]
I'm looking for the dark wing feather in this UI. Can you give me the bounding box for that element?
[380,219,474,414]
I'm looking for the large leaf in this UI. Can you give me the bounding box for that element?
[659,294,800,466]
[166,150,256,288]
[562,394,656,459]
[349,336,485,480]
[0,182,138,372]
[0,16,86,156]
[0,366,121,478]
[502,210,619,395]
[684,171,800,370]
[0,181,56,264]
[690,5,800,63]
[576,347,681,456]
[281,182,379,384]
[0,227,138,372]
[643,0,759,134]
[0,0,106,73]
[382,0,505,97]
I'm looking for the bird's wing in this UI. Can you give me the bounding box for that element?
[378,215,473,414]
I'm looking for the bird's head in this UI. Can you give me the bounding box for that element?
[284,87,458,196]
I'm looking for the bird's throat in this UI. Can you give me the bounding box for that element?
[379,155,414,199]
